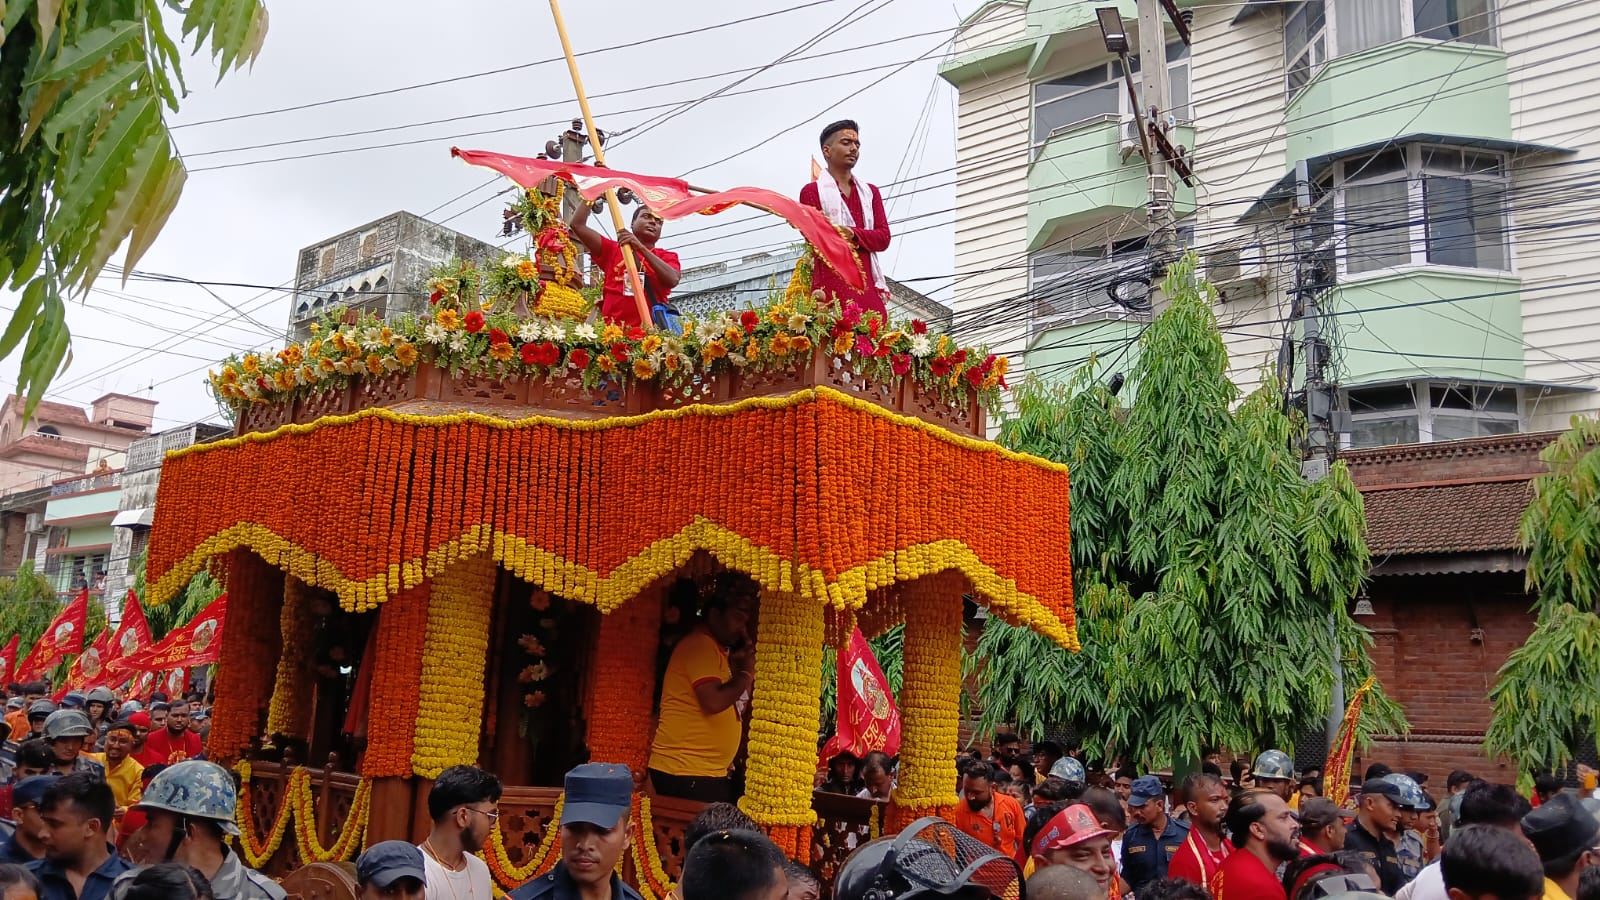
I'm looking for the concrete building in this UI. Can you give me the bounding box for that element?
[288,211,501,343]
[938,0,1600,782]
[0,394,155,494]
[673,248,953,328]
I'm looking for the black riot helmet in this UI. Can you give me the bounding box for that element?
[832,817,1023,900]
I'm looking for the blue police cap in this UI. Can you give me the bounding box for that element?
[1128,775,1165,808]
[12,775,59,809]
[562,763,633,829]
[357,841,426,888]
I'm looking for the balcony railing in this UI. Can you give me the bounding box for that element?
[50,470,121,496]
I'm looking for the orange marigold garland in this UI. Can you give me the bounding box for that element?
[481,795,563,890]
[740,589,826,830]
[413,551,496,777]
[235,762,295,869]
[889,573,963,831]
[584,587,662,775]
[206,550,284,764]
[265,576,317,739]
[362,580,430,776]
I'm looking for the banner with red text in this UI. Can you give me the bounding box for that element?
[64,629,112,690]
[116,594,227,673]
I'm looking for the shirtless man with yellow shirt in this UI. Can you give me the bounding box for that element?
[648,573,758,803]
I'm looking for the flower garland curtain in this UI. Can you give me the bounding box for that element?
[412,549,496,778]
[362,581,430,776]
[742,588,826,861]
[888,572,964,830]
[206,551,284,764]
[265,576,318,739]
[585,585,663,777]
[146,390,1076,653]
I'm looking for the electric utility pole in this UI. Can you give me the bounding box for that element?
[1136,0,1177,266]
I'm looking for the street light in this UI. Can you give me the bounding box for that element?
[1095,7,1129,53]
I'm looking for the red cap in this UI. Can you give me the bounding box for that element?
[1031,804,1114,857]
[129,711,151,727]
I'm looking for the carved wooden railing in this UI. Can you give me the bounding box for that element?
[236,351,986,439]
[244,757,363,878]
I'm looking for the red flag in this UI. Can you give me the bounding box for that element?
[1325,675,1376,808]
[115,594,227,673]
[108,591,153,668]
[64,629,112,690]
[452,148,866,291]
[0,635,17,685]
[17,588,89,680]
[820,628,901,764]
[161,668,189,698]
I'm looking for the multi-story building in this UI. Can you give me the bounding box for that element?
[673,248,953,328]
[288,212,501,343]
[940,0,1600,782]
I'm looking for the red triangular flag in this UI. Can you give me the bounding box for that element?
[0,635,18,686]
[117,594,227,673]
[108,591,153,669]
[819,628,902,765]
[16,588,89,681]
[64,629,112,690]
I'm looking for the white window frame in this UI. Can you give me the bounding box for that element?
[1031,44,1192,148]
[1283,0,1497,100]
[1027,225,1195,332]
[1331,144,1513,279]
[1342,380,1521,448]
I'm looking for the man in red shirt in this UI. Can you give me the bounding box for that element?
[140,699,201,765]
[954,757,1028,866]
[1169,772,1232,887]
[798,119,892,320]
[1211,790,1302,900]
[567,201,681,328]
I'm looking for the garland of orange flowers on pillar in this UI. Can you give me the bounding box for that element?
[413,548,496,777]
[265,576,317,739]
[206,551,285,764]
[740,588,825,861]
[360,579,429,777]
[585,587,663,775]
[889,572,964,831]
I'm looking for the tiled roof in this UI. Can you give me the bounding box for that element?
[1363,479,1533,556]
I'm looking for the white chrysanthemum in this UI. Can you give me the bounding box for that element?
[516,322,542,343]
[423,323,448,345]
[788,313,810,333]
[448,333,468,353]
[542,320,567,342]
[502,255,521,268]
[910,334,933,358]
[727,352,748,367]
[573,322,598,341]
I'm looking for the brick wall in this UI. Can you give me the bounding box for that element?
[1357,571,1535,788]
[0,510,27,574]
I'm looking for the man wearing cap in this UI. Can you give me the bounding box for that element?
[0,777,56,865]
[41,711,102,780]
[1252,750,1296,805]
[648,573,757,803]
[510,763,643,900]
[419,765,499,900]
[1210,790,1300,900]
[1169,773,1232,888]
[357,841,427,900]
[24,701,54,740]
[1398,781,1533,900]
[125,712,153,766]
[956,756,1029,866]
[1298,798,1355,856]
[1344,777,1407,894]
[128,759,286,900]
[1521,792,1600,900]
[1030,802,1118,897]
[1122,775,1188,892]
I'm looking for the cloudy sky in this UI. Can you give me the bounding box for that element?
[8,0,987,428]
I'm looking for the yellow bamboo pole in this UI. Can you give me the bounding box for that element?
[547,0,652,329]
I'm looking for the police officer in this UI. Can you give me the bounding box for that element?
[127,760,286,900]
[1384,773,1430,882]
[509,763,643,900]
[1344,777,1407,894]
[42,710,103,778]
[25,700,55,739]
[1251,750,1295,803]
[356,841,427,900]
[1121,775,1189,892]
[1048,757,1087,799]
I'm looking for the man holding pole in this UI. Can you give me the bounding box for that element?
[567,203,682,328]
[799,119,892,320]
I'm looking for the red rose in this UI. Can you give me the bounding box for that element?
[966,367,985,387]
[490,328,510,345]
[980,353,997,373]
[430,290,443,304]
[951,349,968,366]
[464,311,485,333]
[520,343,542,365]
[892,354,912,376]
[911,319,928,335]
[627,326,646,341]
[610,342,630,362]
[569,348,592,369]
[740,310,760,334]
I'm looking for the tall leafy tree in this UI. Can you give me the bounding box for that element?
[0,563,108,681]
[972,256,1404,767]
[129,545,221,639]
[1485,418,1600,778]
[0,0,268,411]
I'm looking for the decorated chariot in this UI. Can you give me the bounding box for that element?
[142,149,1078,897]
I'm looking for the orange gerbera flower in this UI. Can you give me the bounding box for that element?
[394,342,419,366]
[366,354,384,376]
[490,341,515,362]
[436,309,460,330]
[632,357,655,379]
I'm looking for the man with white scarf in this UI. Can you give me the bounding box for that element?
[799,119,893,319]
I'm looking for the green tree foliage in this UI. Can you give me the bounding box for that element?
[0,562,107,681]
[129,545,220,639]
[971,255,1405,767]
[0,0,268,412]
[1485,417,1600,776]
[819,625,904,730]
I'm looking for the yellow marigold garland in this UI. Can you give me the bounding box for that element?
[889,573,963,830]
[290,772,372,863]
[413,550,497,777]
[481,796,563,889]
[634,795,676,896]
[740,589,826,828]
[235,761,295,869]
[265,576,317,738]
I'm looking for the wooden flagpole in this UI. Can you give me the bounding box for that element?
[547,0,652,329]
